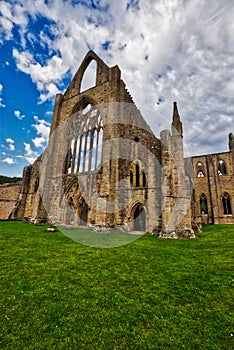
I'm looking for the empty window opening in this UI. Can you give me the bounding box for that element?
[80,59,97,93]
[130,160,147,188]
[82,104,92,115]
[218,160,227,175]
[197,161,205,177]
[134,136,139,143]
[130,170,133,186]
[142,172,146,187]
[200,193,208,214]
[222,192,232,215]
[136,163,140,187]
[198,170,205,177]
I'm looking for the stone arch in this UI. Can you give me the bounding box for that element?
[64,51,110,98]
[63,177,89,225]
[80,59,97,92]
[130,202,146,232]
[71,95,98,115]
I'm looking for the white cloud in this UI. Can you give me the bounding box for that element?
[0,0,234,155]
[0,84,5,107]
[0,97,6,108]
[32,116,51,148]
[3,157,16,164]
[32,137,46,148]
[5,138,14,143]
[14,110,25,120]
[0,1,28,43]
[5,138,15,151]
[23,142,39,164]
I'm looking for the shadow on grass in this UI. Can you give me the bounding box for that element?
[59,226,144,248]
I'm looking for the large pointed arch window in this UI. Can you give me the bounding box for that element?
[80,59,97,92]
[67,103,103,174]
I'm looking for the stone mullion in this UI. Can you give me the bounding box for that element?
[82,132,88,172]
[71,135,78,173]
[139,169,143,188]
[95,128,100,170]
[77,134,83,173]
[88,130,94,172]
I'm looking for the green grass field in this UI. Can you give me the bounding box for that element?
[0,222,233,349]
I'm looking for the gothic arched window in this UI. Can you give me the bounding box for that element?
[222,192,232,215]
[68,103,103,174]
[80,59,97,92]
[218,160,227,176]
[200,193,208,214]
[130,161,147,188]
[197,161,205,177]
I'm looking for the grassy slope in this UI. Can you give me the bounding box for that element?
[0,222,233,350]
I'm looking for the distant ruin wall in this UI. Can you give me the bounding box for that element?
[0,182,21,220]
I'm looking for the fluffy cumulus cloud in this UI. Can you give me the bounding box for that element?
[3,157,16,164]
[32,116,51,148]
[23,142,39,164]
[1,0,234,155]
[5,138,15,151]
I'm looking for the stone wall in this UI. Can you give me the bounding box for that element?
[192,142,234,224]
[0,182,21,220]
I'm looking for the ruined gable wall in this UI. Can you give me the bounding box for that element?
[41,51,163,231]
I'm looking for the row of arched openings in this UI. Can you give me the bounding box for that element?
[67,103,103,174]
[199,192,232,215]
[197,160,228,177]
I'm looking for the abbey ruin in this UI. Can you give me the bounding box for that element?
[1,51,233,234]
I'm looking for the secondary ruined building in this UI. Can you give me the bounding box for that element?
[191,133,234,225]
[1,51,233,232]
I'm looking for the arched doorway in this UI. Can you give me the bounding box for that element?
[79,200,88,226]
[132,204,146,231]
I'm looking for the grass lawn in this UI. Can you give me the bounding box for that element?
[0,222,233,349]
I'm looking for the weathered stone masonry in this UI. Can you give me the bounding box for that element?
[2,50,233,232]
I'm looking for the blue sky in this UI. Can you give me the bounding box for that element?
[0,0,234,176]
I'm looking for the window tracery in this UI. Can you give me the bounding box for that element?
[67,103,103,174]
